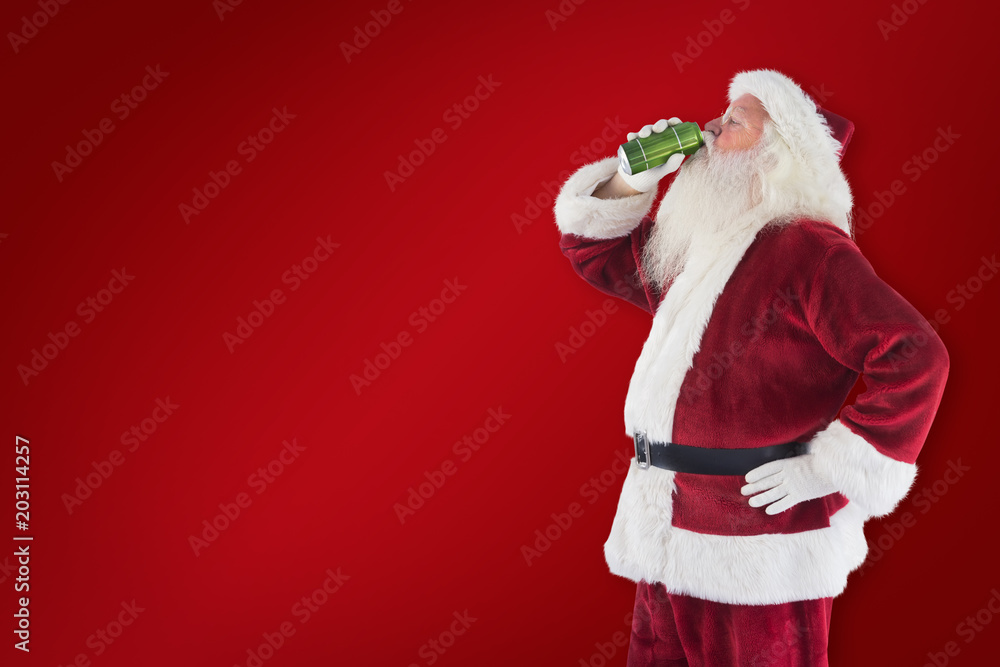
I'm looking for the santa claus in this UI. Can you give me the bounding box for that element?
[552,69,949,666]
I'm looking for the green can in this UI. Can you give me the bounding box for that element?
[617,122,705,176]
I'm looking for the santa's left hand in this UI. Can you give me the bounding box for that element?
[741,453,839,515]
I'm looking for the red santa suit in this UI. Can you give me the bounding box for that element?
[553,71,949,666]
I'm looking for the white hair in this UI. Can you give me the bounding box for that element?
[641,70,855,291]
[729,69,854,234]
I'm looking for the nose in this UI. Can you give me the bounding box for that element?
[704,116,722,136]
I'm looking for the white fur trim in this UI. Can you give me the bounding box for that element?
[809,420,918,518]
[728,69,853,235]
[623,222,765,442]
[603,459,678,580]
[554,157,658,239]
[604,459,870,605]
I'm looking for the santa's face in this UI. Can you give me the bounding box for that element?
[641,118,774,290]
[703,93,769,152]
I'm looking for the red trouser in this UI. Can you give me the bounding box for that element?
[626,582,833,667]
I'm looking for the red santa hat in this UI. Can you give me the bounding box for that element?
[814,106,854,161]
[728,69,855,234]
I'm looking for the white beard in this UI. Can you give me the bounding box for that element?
[641,133,782,291]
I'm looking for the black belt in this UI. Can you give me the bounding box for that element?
[633,431,806,476]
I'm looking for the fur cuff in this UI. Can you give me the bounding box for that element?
[809,421,917,518]
[554,157,657,239]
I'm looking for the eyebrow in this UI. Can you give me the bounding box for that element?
[723,105,763,130]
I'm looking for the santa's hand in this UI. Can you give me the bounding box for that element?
[619,118,687,193]
[740,454,839,515]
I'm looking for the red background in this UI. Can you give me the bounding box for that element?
[2,0,999,665]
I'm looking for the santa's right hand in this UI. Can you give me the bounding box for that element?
[619,118,686,192]
[626,117,682,141]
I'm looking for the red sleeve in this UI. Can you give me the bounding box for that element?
[804,238,950,465]
[558,215,660,314]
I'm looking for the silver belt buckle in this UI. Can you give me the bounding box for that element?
[634,430,650,469]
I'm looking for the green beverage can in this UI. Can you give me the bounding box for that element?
[617,122,705,176]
